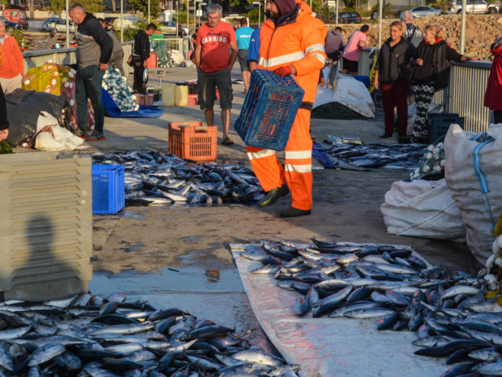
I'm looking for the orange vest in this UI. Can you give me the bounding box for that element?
[258,0,326,103]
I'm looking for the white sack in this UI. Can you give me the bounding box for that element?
[170,50,184,65]
[444,124,502,264]
[381,179,465,242]
[313,72,375,118]
[34,111,86,151]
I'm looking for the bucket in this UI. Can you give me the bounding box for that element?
[175,85,189,106]
[162,84,176,106]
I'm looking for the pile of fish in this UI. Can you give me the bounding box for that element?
[0,292,300,376]
[102,67,139,112]
[89,150,265,207]
[239,239,502,377]
[320,140,427,171]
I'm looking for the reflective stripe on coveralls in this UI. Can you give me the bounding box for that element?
[245,0,326,211]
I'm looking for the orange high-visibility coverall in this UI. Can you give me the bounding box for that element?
[246,0,326,210]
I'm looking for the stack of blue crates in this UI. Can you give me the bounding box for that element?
[92,164,125,214]
[234,69,305,151]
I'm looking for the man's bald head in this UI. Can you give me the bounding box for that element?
[69,3,86,25]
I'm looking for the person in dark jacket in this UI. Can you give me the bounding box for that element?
[325,26,345,62]
[409,23,481,143]
[99,18,125,76]
[133,23,157,93]
[485,37,502,124]
[374,21,415,143]
[70,3,113,142]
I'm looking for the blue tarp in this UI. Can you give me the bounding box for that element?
[312,142,337,168]
[102,89,164,118]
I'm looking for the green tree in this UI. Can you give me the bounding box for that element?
[127,0,162,20]
[48,0,105,16]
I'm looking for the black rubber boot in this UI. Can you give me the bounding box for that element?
[258,185,290,208]
[280,207,312,218]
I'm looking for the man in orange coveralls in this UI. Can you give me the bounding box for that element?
[246,0,326,218]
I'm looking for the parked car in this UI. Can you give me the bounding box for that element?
[0,16,22,31]
[51,19,76,33]
[448,0,500,13]
[42,17,63,31]
[409,6,441,17]
[159,21,189,36]
[331,11,361,24]
[2,8,27,29]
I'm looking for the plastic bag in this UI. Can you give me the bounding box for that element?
[32,111,86,151]
[381,179,465,242]
[22,61,95,132]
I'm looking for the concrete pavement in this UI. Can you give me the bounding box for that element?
[85,66,478,349]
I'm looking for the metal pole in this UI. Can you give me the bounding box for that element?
[460,0,467,54]
[148,0,151,23]
[310,0,312,10]
[378,0,383,47]
[335,0,338,27]
[187,0,189,38]
[258,3,260,26]
[176,0,179,43]
[120,0,123,42]
[65,0,69,48]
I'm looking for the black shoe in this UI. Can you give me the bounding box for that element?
[86,130,106,142]
[259,185,290,208]
[379,133,393,139]
[280,207,312,218]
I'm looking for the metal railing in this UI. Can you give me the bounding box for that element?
[151,37,191,60]
[358,48,493,133]
[23,42,134,77]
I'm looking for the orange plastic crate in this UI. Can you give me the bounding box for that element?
[169,122,217,161]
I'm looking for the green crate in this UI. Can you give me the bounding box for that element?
[428,113,464,144]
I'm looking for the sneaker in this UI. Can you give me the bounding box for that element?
[85,130,106,142]
[75,129,87,139]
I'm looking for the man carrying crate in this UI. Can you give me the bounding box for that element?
[246,0,326,218]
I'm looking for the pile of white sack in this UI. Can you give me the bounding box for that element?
[102,67,139,112]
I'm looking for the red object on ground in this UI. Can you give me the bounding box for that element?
[188,94,198,105]
[147,52,158,69]
[168,122,217,161]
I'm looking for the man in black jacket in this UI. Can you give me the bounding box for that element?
[133,24,157,93]
[70,3,113,142]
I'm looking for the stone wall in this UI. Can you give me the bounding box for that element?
[329,14,502,60]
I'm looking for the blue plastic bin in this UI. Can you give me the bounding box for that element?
[92,164,125,214]
[234,69,305,151]
[427,113,464,144]
[353,75,370,88]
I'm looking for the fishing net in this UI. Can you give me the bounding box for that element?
[311,102,370,120]
[22,61,95,132]
[410,136,445,181]
[102,67,139,112]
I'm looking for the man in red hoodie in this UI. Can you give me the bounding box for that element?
[0,19,24,95]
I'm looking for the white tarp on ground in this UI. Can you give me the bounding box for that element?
[314,70,375,119]
[381,179,466,242]
[230,243,446,377]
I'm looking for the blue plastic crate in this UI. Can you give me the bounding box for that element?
[92,164,125,214]
[234,69,305,151]
[427,113,465,144]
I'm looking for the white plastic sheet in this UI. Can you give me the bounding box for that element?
[34,111,87,151]
[381,179,466,242]
[230,243,446,377]
[313,71,375,119]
